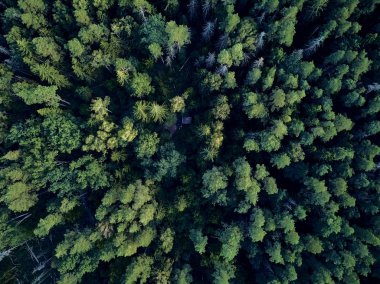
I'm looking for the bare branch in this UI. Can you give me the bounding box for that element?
[205,52,215,68]
[202,1,211,17]
[202,21,215,41]
[188,0,198,18]
[256,32,266,50]
[253,57,264,68]
[304,36,324,55]
[367,83,380,94]
[216,64,228,76]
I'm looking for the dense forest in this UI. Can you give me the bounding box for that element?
[0,0,379,283]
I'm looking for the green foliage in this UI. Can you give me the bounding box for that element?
[243,92,267,119]
[2,182,37,212]
[124,255,154,284]
[143,142,185,181]
[263,176,278,195]
[303,178,331,206]
[0,0,379,283]
[149,102,168,123]
[41,113,82,153]
[140,14,167,46]
[271,153,291,169]
[118,119,138,143]
[262,67,276,90]
[135,132,160,159]
[218,49,233,67]
[148,43,163,60]
[246,68,262,85]
[266,241,284,264]
[13,82,60,107]
[190,229,208,254]
[202,167,228,204]
[173,264,193,284]
[160,228,174,253]
[170,96,185,112]
[133,100,150,122]
[212,260,236,284]
[130,73,154,97]
[249,208,266,242]
[223,5,240,33]
[304,235,324,254]
[165,21,190,48]
[218,225,243,261]
[34,213,64,237]
[270,7,298,47]
[70,155,110,190]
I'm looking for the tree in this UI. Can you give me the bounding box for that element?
[218,225,243,261]
[212,260,236,284]
[144,143,185,182]
[308,0,329,17]
[115,58,136,85]
[249,208,266,242]
[18,0,48,29]
[2,182,37,212]
[230,44,244,66]
[165,21,190,48]
[13,82,61,107]
[202,167,228,205]
[173,264,193,284]
[124,255,154,284]
[90,96,111,120]
[243,92,267,119]
[212,95,230,120]
[134,100,150,122]
[190,229,208,254]
[202,72,223,92]
[135,132,160,159]
[41,113,82,153]
[270,7,298,47]
[259,132,281,152]
[246,68,262,86]
[224,72,237,89]
[303,178,331,206]
[304,235,324,254]
[262,67,276,90]
[233,157,252,191]
[266,241,284,264]
[148,43,163,60]
[223,5,240,33]
[202,21,215,41]
[68,38,85,57]
[34,213,64,237]
[130,73,154,97]
[118,119,138,143]
[149,102,168,123]
[270,89,286,111]
[271,153,291,169]
[70,155,110,190]
[254,164,269,181]
[217,49,233,67]
[263,177,278,195]
[170,96,185,112]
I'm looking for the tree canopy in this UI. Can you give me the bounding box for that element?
[0,0,379,283]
